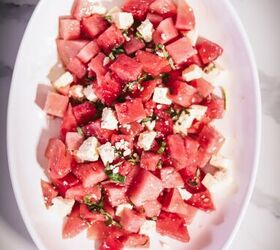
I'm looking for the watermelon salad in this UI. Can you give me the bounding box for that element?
[41,0,233,249]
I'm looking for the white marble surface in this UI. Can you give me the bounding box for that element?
[0,0,279,249]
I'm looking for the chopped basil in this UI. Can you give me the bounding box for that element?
[141,114,156,124]
[221,87,227,110]
[157,159,163,169]
[94,100,105,119]
[160,73,170,84]
[76,126,84,136]
[188,168,201,187]
[128,153,140,165]
[154,43,170,59]
[106,170,126,183]
[123,81,138,93]
[104,15,112,22]
[109,46,125,60]
[157,141,166,154]
[136,31,144,40]
[123,74,154,93]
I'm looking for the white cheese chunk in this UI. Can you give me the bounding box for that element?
[140,220,156,236]
[98,142,115,165]
[115,203,133,216]
[153,87,172,105]
[115,139,131,157]
[173,111,194,135]
[187,105,208,121]
[137,131,157,151]
[107,6,121,16]
[178,188,192,200]
[48,197,75,217]
[210,155,232,170]
[88,3,107,15]
[203,62,224,84]
[69,85,84,100]
[182,64,203,82]
[144,120,156,131]
[76,137,99,162]
[83,84,98,102]
[112,12,134,30]
[101,108,118,130]
[53,71,74,89]
[184,28,198,46]
[137,19,154,42]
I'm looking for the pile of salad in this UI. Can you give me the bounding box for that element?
[41,0,232,249]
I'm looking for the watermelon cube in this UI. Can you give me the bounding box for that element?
[67,57,87,79]
[65,184,101,203]
[153,17,178,45]
[82,14,109,38]
[204,94,225,119]
[103,183,128,207]
[122,0,154,20]
[60,104,78,140]
[44,92,69,118]
[110,54,143,82]
[41,180,58,208]
[167,134,187,170]
[72,0,106,20]
[79,203,105,222]
[97,25,125,54]
[160,167,184,188]
[52,173,80,197]
[140,152,161,171]
[149,0,177,17]
[59,18,81,40]
[190,78,214,98]
[88,52,108,82]
[142,199,162,218]
[65,132,84,151]
[77,40,100,63]
[115,98,146,125]
[138,79,160,102]
[119,121,144,137]
[176,0,196,31]
[146,13,164,26]
[119,208,146,233]
[73,162,107,188]
[128,169,163,206]
[166,37,197,65]
[124,36,145,55]
[121,233,150,248]
[72,101,97,125]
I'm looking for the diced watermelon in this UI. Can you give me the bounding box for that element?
[65,184,101,203]
[82,119,115,144]
[183,137,200,173]
[160,167,184,188]
[119,208,146,233]
[82,14,109,38]
[154,110,174,137]
[124,36,145,55]
[153,17,178,45]
[41,180,58,208]
[149,0,177,17]
[115,98,146,125]
[198,125,225,154]
[67,57,87,79]
[52,173,80,197]
[166,37,197,65]
[119,122,144,137]
[140,152,161,171]
[79,203,105,222]
[88,52,108,82]
[111,134,134,151]
[77,40,100,63]
[204,94,225,119]
[196,37,223,64]
[73,162,107,188]
[128,169,163,206]
[196,148,212,168]
[190,78,214,98]
[142,200,161,218]
[156,211,190,242]
[138,79,160,102]
[72,0,105,20]
[185,54,204,67]
[120,233,150,248]
[118,161,134,176]
[186,190,215,212]
[136,50,171,76]
[125,165,140,187]
[103,183,128,207]
[97,25,125,54]
[72,101,97,125]
[110,54,143,82]
[56,39,88,65]
[99,237,124,250]
[61,104,78,140]
[169,80,197,107]
[94,72,122,105]
[176,0,195,30]
[122,0,155,20]
[62,204,88,238]
[59,18,80,40]
[65,132,84,151]
[44,92,69,118]
[167,134,187,170]
[146,12,164,26]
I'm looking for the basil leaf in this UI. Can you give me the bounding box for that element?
[160,73,170,84]
[104,15,112,22]
[157,141,166,154]
[77,126,84,136]
[106,170,126,183]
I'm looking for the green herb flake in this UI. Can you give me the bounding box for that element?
[136,31,143,40]
[141,115,156,124]
[188,168,201,187]
[77,127,84,136]
[221,87,227,110]
[160,73,170,84]
[128,154,140,165]
[106,170,126,183]
[157,159,163,169]
[104,15,112,22]
[157,141,166,154]
[203,62,216,74]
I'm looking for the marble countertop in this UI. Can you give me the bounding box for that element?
[0,0,279,249]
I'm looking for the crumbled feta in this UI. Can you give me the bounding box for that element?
[137,19,154,42]
[107,6,121,16]
[115,203,133,216]
[83,84,98,102]
[144,120,156,131]
[115,139,131,157]
[88,3,107,15]
[112,167,119,174]
[184,28,198,46]
[98,142,115,165]
[187,105,208,121]
[101,108,118,130]
[153,87,172,105]
[139,220,156,236]
[178,188,192,200]
[173,111,194,135]
[210,155,232,170]
[103,56,110,66]
[76,137,99,162]
[48,197,75,217]
[53,71,74,89]
[111,12,134,30]
[161,33,168,41]
[137,131,157,151]
[69,85,84,100]
[182,64,203,82]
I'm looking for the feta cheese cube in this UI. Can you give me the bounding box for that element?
[137,131,157,151]
[182,64,203,82]
[153,87,172,105]
[101,108,118,130]
[83,84,98,102]
[183,28,198,46]
[210,155,232,170]
[98,142,115,165]
[75,137,99,162]
[107,6,121,16]
[69,85,84,100]
[144,120,156,131]
[137,19,154,42]
[112,12,134,30]
[139,220,156,236]
[177,188,192,200]
[53,71,74,89]
[115,203,133,216]
[48,197,75,217]
[187,105,208,121]
[173,111,194,135]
